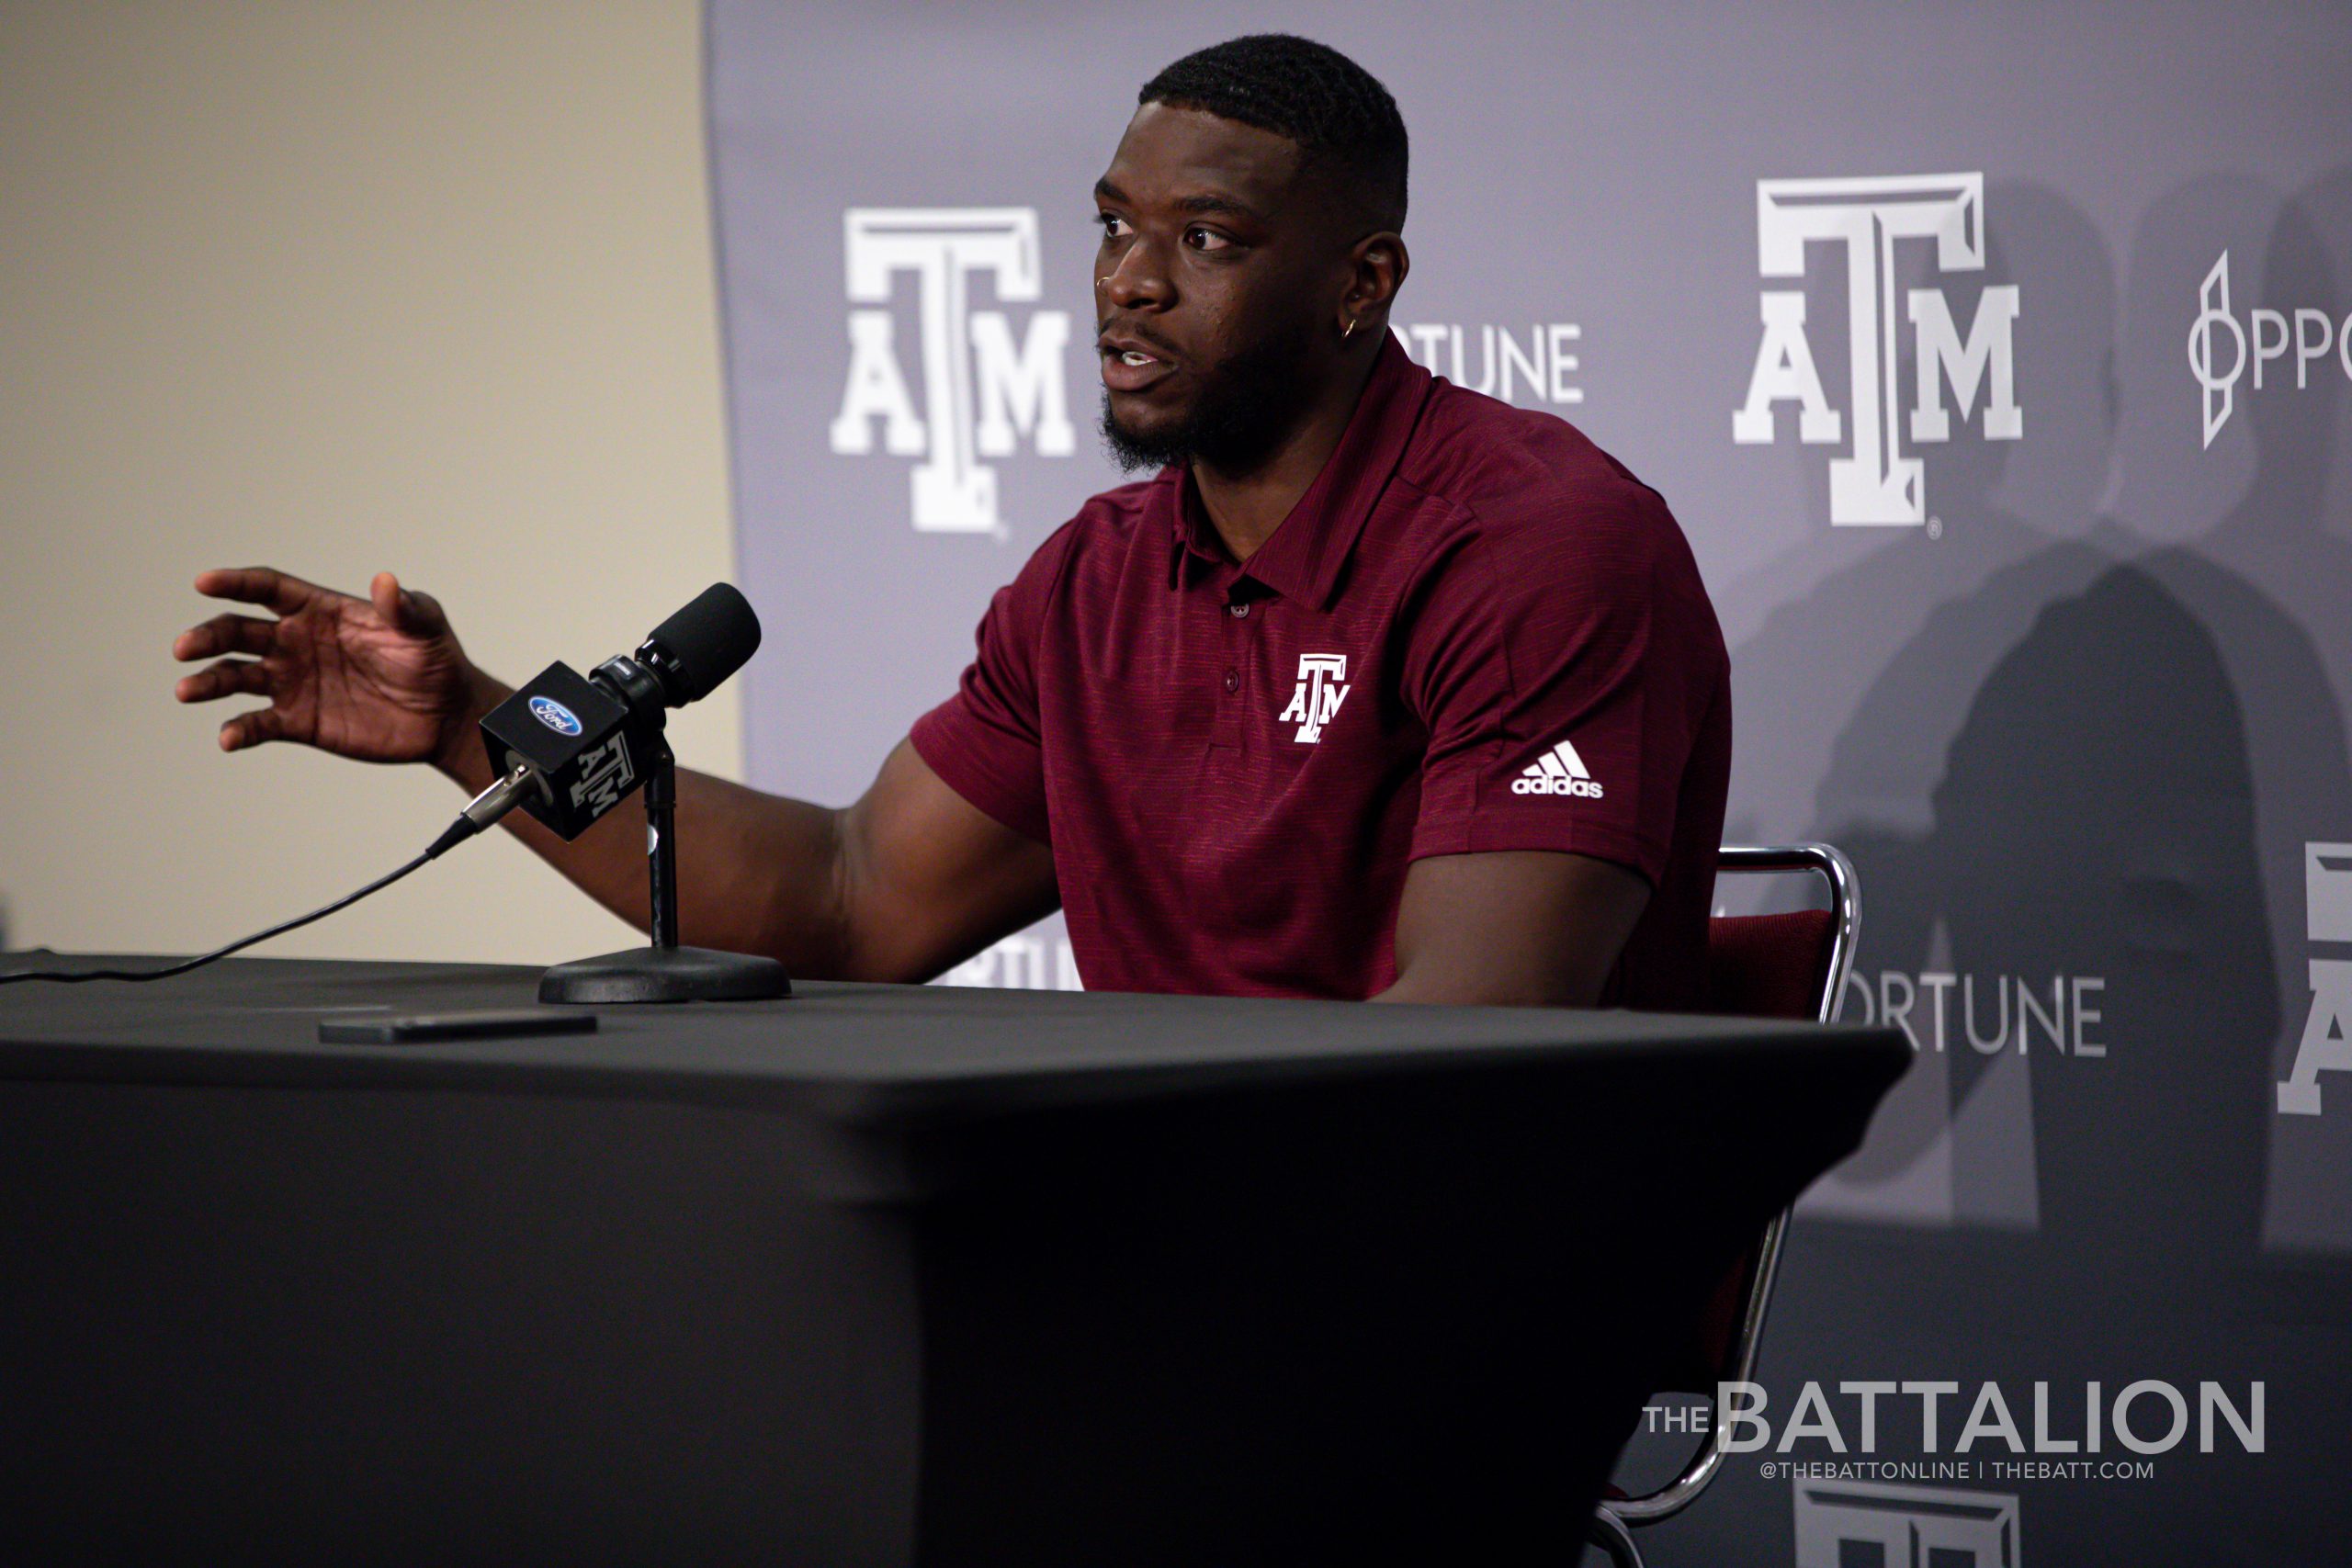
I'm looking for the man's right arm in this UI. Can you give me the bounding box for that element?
[174,567,1057,983]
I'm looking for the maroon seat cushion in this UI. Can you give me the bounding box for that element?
[1704,908,1838,1022]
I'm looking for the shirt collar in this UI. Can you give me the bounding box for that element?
[1164,333,1433,609]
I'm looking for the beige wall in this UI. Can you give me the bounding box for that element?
[0,1,742,964]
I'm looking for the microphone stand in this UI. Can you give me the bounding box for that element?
[538,733,792,1004]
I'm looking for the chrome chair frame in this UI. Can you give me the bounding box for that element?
[1586,843,1860,1566]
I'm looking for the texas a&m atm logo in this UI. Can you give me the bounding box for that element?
[1280,654,1351,744]
[829,209,1077,534]
[1794,1478,2020,1568]
[1734,174,2022,526]
[2280,842,2352,1115]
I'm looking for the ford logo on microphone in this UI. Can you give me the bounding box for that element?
[529,695,583,737]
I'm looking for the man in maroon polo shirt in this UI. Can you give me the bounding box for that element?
[172,35,1729,1010]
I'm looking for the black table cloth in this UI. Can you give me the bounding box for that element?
[0,955,1906,1565]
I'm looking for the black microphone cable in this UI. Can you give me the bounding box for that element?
[0,763,540,987]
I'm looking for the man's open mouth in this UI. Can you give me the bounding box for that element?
[1100,340,1176,392]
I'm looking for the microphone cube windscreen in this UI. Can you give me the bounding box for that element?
[481,661,643,840]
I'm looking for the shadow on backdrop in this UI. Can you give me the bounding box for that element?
[1623,176,2352,1563]
[2129,167,2352,1258]
[1716,183,2120,1215]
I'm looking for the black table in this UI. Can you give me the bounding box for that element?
[0,956,1906,1565]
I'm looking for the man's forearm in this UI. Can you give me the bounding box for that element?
[432,671,856,976]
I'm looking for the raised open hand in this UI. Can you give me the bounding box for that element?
[172,568,484,766]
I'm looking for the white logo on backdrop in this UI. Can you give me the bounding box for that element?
[1734,173,2022,525]
[830,209,1076,534]
[2188,251,2352,448]
[1838,967,2107,1059]
[1392,322,1584,406]
[2279,841,2352,1115]
[1793,1478,2020,1567]
[1278,653,1351,744]
[939,931,1083,991]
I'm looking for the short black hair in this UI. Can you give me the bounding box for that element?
[1139,34,1408,231]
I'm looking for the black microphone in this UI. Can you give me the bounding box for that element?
[638,581,763,706]
[0,583,768,991]
[470,582,761,841]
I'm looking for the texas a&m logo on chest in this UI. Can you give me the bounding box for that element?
[1279,653,1352,744]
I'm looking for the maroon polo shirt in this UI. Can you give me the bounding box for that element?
[910,334,1730,1007]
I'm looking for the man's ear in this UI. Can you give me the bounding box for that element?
[1341,231,1409,338]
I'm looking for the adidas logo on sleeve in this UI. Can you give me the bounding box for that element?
[1510,738,1605,797]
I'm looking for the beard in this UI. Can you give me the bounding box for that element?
[1099,319,1319,475]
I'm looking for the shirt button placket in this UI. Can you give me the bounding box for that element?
[1213,588,1254,749]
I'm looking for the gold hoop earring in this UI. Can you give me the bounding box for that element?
[1095,277,1111,290]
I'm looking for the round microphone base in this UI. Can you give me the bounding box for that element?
[538,945,792,1005]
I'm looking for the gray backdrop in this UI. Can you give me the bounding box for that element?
[707,3,2352,1557]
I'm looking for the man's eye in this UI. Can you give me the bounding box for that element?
[1095,213,1128,239]
[1184,226,1232,253]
